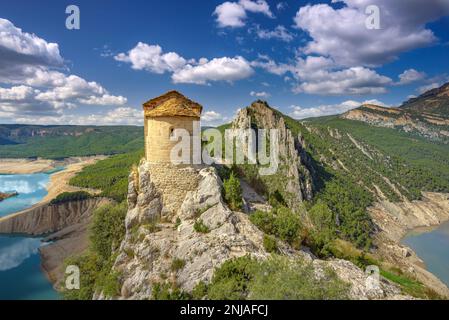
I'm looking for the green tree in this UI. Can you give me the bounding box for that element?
[223,172,243,211]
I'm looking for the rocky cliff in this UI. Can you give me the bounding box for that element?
[0,197,110,235]
[104,161,409,300]
[231,101,314,210]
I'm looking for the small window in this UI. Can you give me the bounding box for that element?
[169,127,175,138]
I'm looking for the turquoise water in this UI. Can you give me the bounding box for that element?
[402,221,449,288]
[0,173,50,218]
[0,172,60,300]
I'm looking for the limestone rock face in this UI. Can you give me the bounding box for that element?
[232,101,314,209]
[107,161,410,300]
[113,163,269,299]
[316,259,410,300]
[179,167,223,220]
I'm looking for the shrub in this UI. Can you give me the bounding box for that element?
[152,283,190,300]
[223,172,243,211]
[171,258,186,272]
[250,207,302,246]
[273,207,301,244]
[203,255,350,300]
[194,219,210,234]
[90,202,127,262]
[192,281,208,300]
[263,235,278,253]
[249,256,350,300]
[62,253,101,300]
[207,256,258,300]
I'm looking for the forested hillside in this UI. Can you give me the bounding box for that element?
[0,124,143,159]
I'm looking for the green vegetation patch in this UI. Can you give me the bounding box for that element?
[0,125,143,159]
[62,202,127,299]
[50,191,92,205]
[69,149,143,202]
[197,255,350,300]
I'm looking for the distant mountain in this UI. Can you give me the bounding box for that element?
[0,124,143,159]
[341,104,449,142]
[340,82,449,143]
[401,82,449,117]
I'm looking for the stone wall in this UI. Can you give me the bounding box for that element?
[143,162,201,218]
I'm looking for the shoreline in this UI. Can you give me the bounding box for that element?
[0,156,105,223]
[370,192,449,297]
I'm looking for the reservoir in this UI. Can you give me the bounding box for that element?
[402,221,449,288]
[0,172,59,300]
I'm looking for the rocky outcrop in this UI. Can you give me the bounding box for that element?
[231,101,314,209]
[107,161,409,300]
[0,191,18,202]
[111,163,269,299]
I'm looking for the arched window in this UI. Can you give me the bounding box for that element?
[169,127,175,138]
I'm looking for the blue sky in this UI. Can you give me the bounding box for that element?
[0,0,449,126]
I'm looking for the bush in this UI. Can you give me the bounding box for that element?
[223,172,243,211]
[207,256,258,300]
[152,283,190,300]
[263,235,278,253]
[90,202,127,262]
[50,191,92,205]
[273,207,301,244]
[249,256,350,300]
[171,258,186,272]
[193,219,210,234]
[250,207,302,247]
[192,281,208,300]
[203,255,350,300]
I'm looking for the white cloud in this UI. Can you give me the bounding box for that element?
[0,238,41,271]
[289,98,389,119]
[214,2,247,28]
[254,25,294,42]
[417,82,441,94]
[250,91,270,98]
[290,101,360,119]
[239,0,273,18]
[116,43,253,85]
[276,2,287,11]
[172,56,253,85]
[398,69,426,85]
[214,0,273,28]
[293,66,392,95]
[253,55,392,95]
[114,42,186,73]
[294,0,449,67]
[0,18,128,122]
[0,85,36,101]
[0,107,143,126]
[78,94,128,106]
[0,18,63,68]
[202,111,223,122]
